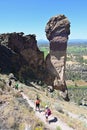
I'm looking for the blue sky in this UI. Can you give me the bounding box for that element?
[0,0,87,40]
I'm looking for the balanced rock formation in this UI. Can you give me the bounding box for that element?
[45,14,70,101]
[0,14,70,101]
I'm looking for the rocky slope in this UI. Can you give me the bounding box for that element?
[0,74,49,130]
[0,74,87,130]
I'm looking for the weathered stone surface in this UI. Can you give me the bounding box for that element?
[0,14,70,101]
[0,33,44,81]
[45,14,70,101]
[45,14,70,41]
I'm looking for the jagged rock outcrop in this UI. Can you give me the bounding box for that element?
[0,33,44,81]
[0,14,70,101]
[45,14,70,101]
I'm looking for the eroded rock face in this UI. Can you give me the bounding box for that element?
[45,15,70,101]
[0,33,44,80]
[0,14,70,101]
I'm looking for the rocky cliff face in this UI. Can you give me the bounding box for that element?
[45,15,70,101]
[0,14,70,101]
[0,33,44,81]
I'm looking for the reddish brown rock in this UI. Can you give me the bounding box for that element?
[45,14,70,101]
[0,33,44,80]
[0,14,70,101]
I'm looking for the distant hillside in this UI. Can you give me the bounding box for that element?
[37,39,87,46]
[68,39,87,44]
[37,39,49,46]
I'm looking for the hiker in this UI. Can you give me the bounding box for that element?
[45,105,51,122]
[15,83,19,90]
[35,97,40,111]
[9,80,12,87]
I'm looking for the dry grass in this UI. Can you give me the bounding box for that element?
[83,55,87,60]
[66,61,79,65]
[0,83,45,130]
[23,83,87,130]
[66,80,87,87]
[0,74,87,130]
[7,116,15,128]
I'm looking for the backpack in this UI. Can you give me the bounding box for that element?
[15,83,18,89]
[47,108,51,116]
[36,100,40,104]
[9,80,12,86]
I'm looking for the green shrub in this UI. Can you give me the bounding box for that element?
[68,87,87,105]
[56,126,62,130]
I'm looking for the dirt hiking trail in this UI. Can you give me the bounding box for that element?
[21,92,74,130]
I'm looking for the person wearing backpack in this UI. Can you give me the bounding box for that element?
[9,80,12,87]
[45,105,51,122]
[35,97,40,112]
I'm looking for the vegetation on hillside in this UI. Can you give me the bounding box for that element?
[38,42,87,81]
[0,41,87,130]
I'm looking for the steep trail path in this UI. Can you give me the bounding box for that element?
[21,92,74,130]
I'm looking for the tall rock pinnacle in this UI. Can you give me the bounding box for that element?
[45,14,70,101]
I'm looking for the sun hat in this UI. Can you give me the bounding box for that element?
[45,105,48,108]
